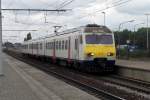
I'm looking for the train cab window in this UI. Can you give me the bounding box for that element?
[65,40,68,50]
[86,34,113,44]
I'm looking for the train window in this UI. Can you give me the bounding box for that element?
[36,43,38,49]
[56,41,58,49]
[47,43,49,49]
[59,41,61,50]
[49,42,51,49]
[86,34,113,44]
[31,44,33,49]
[33,44,34,49]
[34,44,35,49]
[75,39,78,50]
[50,42,52,49]
[36,44,37,49]
[56,41,58,50]
[49,42,50,49]
[47,42,50,49]
[79,35,83,44]
[62,41,64,50]
[46,43,48,49]
[40,43,42,49]
[54,41,55,49]
[55,41,56,50]
[52,42,54,49]
[65,40,68,50]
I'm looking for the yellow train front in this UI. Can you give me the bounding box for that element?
[80,25,116,72]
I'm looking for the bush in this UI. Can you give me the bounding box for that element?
[118,48,150,58]
[129,50,148,58]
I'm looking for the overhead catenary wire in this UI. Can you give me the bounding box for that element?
[3,0,132,34]
[78,0,132,20]
[2,8,70,12]
[56,0,75,10]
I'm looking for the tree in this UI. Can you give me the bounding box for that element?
[27,32,32,40]
[24,38,27,41]
[114,27,150,50]
[114,29,132,45]
[24,32,32,41]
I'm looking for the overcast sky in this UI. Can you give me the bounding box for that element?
[2,0,150,43]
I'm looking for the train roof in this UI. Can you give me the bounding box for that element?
[23,24,112,43]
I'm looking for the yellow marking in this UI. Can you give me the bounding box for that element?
[84,44,116,58]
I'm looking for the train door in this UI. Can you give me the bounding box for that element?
[74,36,79,60]
[37,42,38,55]
[52,39,56,63]
[68,37,71,63]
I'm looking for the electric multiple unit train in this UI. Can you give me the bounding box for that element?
[21,24,116,72]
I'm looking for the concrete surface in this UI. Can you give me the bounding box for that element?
[116,59,150,82]
[116,59,150,71]
[0,53,99,100]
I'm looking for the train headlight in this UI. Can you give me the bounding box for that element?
[107,52,113,56]
[88,52,94,56]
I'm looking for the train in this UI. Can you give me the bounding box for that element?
[21,24,116,72]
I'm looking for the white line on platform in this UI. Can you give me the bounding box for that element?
[5,58,62,100]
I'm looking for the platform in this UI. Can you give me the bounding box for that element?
[116,59,150,71]
[0,53,99,100]
[116,59,150,82]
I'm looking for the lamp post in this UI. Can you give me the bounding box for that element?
[102,12,106,26]
[0,0,3,76]
[117,20,135,58]
[145,14,150,52]
[133,23,144,45]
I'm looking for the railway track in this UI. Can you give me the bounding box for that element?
[4,50,150,100]
[98,75,150,94]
